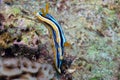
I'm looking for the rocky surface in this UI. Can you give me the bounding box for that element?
[0,0,120,80]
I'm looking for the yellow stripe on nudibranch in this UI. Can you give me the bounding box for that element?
[36,13,61,44]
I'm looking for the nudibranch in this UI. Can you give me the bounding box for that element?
[34,3,70,73]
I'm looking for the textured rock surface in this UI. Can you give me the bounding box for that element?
[0,0,120,80]
[0,57,55,80]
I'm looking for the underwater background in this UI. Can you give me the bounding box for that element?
[0,0,120,80]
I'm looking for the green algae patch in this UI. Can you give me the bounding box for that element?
[89,77,101,80]
[12,7,21,15]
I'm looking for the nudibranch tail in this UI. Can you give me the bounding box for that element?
[35,3,67,73]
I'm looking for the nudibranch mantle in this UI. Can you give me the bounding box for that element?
[35,11,67,73]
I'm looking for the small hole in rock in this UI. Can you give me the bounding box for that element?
[32,65,36,69]
[23,62,28,68]
[44,66,47,70]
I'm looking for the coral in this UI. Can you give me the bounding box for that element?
[0,49,74,80]
[0,57,56,80]
[20,58,40,73]
[37,63,55,80]
[1,58,22,77]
